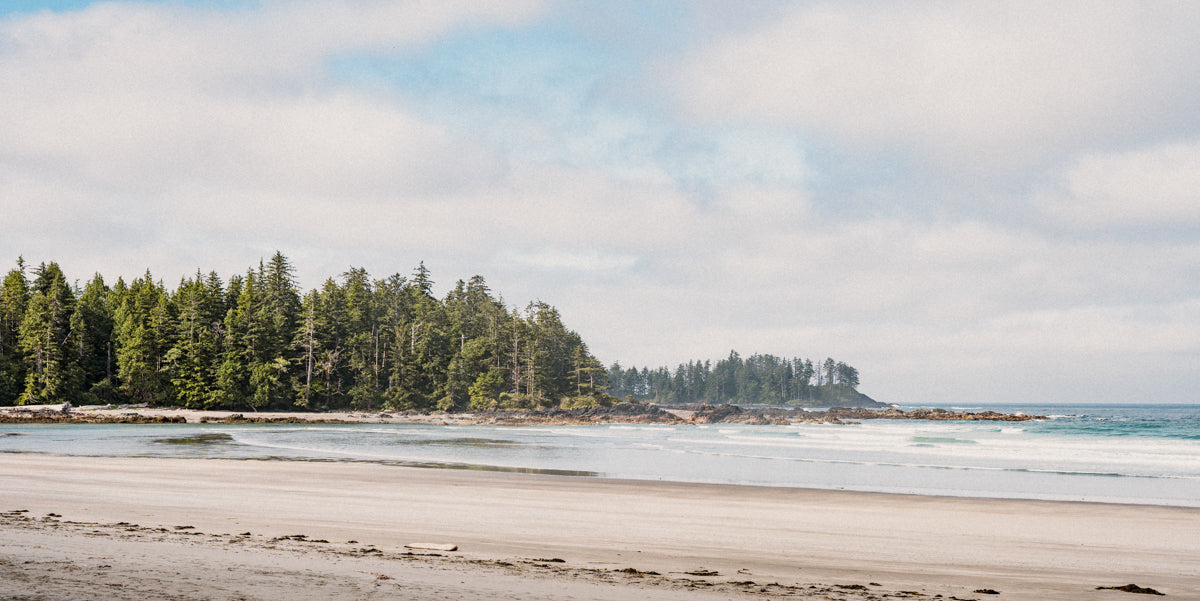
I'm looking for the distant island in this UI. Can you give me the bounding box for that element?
[607,351,881,408]
[1,253,877,412]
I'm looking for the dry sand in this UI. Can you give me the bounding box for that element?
[1,453,1196,600]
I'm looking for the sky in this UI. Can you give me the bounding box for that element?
[2,0,1199,406]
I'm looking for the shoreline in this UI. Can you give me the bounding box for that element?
[2,453,1196,600]
[3,447,1195,509]
[0,403,1045,426]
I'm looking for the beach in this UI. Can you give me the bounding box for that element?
[1,453,1195,600]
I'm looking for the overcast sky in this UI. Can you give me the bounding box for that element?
[3,1,1199,405]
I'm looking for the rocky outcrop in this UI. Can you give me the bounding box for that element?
[687,404,789,425]
[823,407,1045,422]
[1096,584,1165,595]
[0,403,1041,425]
[482,403,686,425]
[0,408,186,424]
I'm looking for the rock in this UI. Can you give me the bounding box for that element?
[1096,584,1165,595]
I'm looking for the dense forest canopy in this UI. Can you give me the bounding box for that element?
[608,351,869,407]
[0,254,868,411]
[0,253,608,411]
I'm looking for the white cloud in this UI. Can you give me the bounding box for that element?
[0,2,526,195]
[505,249,638,272]
[564,211,1200,403]
[1040,141,1200,228]
[0,0,543,287]
[672,2,1200,171]
[2,2,1198,406]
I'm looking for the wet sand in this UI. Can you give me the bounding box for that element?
[1,453,1196,600]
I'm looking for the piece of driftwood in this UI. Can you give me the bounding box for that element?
[405,542,458,551]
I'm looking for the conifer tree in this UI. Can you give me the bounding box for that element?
[18,262,81,404]
[0,255,617,411]
[113,272,175,404]
[71,273,116,402]
[168,273,224,408]
[0,258,30,404]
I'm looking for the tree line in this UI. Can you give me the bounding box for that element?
[607,351,865,406]
[0,253,610,411]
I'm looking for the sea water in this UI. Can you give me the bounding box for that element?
[2,404,1198,507]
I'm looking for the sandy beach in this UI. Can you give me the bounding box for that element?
[1,453,1196,600]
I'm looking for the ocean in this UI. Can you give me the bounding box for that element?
[3,404,1198,507]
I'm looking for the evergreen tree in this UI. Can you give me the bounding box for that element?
[835,361,860,391]
[340,267,380,410]
[294,289,320,409]
[0,258,30,404]
[71,273,116,402]
[0,255,631,411]
[18,262,81,404]
[252,252,301,409]
[215,270,254,409]
[167,273,224,408]
[113,272,175,404]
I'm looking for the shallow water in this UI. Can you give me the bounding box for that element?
[2,403,1197,506]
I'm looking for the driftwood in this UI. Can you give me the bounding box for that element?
[405,542,458,552]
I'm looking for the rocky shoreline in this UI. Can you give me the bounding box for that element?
[0,402,1045,426]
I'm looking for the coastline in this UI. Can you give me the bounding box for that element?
[2,453,1195,600]
[0,403,1044,426]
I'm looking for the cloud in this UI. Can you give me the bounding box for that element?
[671,2,1200,172]
[0,1,541,276]
[3,1,1199,406]
[557,204,1200,403]
[0,1,530,194]
[1039,141,1200,228]
[505,249,638,272]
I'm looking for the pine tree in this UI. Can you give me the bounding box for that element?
[168,273,224,408]
[294,289,320,409]
[18,262,81,404]
[0,258,30,405]
[0,255,629,411]
[214,270,254,410]
[247,252,301,410]
[113,272,175,404]
[71,273,115,402]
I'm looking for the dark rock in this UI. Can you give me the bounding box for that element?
[823,407,1045,422]
[1097,584,1165,595]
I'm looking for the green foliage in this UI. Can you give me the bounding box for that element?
[608,351,864,406]
[0,254,608,411]
[559,394,614,409]
[18,262,82,405]
[112,272,175,405]
[467,367,507,411]
[0,258,30,404]
[72,274,114,398]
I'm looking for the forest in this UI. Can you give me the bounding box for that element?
[0,254,868,411]
[607,351,871,407]
[0,253,609,411]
